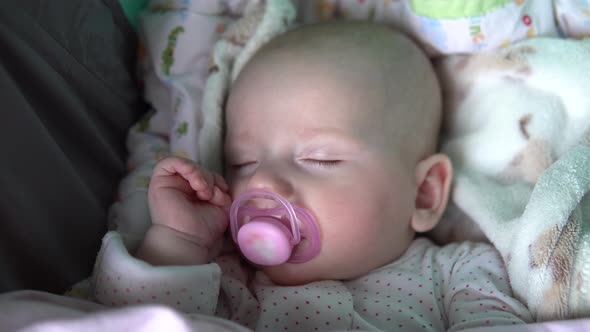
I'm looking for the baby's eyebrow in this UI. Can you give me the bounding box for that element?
[227,129,253,141]
[298,127,367,152]
[224,138,252,157]
[225,130,254,147]
[297,126,350,140]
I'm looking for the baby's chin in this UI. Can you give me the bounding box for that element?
[261,264,318,286]
[258,246,408,285]
[260,261,369,286]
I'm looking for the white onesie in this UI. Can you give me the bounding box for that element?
[88,232,532,331]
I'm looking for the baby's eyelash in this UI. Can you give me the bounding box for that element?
[231,161,256,169]
[303,159,342,168]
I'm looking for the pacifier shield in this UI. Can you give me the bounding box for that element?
[229,189,321,265]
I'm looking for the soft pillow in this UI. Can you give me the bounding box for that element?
[0,0,144,293]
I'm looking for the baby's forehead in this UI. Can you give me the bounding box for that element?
[243,22,420,78]
[226,22,440,158]
[233,22,431,104]
[230,54,391,133]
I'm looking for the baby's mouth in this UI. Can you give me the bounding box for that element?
[230,189,321,265]
[291,236,309,257]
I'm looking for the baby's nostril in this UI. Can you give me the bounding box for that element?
[247,198,280,210]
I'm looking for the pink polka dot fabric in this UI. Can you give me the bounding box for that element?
[91,232,532,331]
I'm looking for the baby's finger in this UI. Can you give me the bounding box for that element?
[212,172,229,192]
[151,171,194,194]
[154,157,197,179]
[194,170,215,200]
[209,186,231,207]
[154,157,212,197]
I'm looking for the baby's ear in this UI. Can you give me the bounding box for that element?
[411,154,453,233]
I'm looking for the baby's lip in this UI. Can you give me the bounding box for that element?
[291,236,309,257]
[245,198,281,210]
[239,205,285,216]
[240,206,306,231]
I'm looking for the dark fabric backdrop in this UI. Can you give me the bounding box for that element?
[0,0,145,293]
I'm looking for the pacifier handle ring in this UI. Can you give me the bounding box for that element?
[230,189,300,245]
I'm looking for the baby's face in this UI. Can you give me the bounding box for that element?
[224,56,420,285]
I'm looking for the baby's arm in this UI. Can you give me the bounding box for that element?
[443,243,533,331]
[90,157,235,314]
[91,231,223,315]
[135,157,231,266]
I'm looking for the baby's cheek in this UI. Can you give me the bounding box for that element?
[319,191,382,233]
[324,206,381,251]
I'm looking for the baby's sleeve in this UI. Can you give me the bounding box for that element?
[91,231,222,315]
[442,242,533,331]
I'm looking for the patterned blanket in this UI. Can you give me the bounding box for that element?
[107,0,590,322]
[433,37,590,321]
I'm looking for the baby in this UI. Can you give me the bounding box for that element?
[91,22,532,331]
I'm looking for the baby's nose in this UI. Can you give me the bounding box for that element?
[246,162,294,199]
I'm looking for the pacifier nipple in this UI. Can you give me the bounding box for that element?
[237,218,293,265]
[229,190,320,266]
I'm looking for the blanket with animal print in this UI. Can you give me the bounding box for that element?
[432,37,590,321]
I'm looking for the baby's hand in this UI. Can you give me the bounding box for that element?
[147,156,231,252]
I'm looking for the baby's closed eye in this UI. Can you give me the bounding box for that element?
[229,161,258,175]
[299,159,342,168]
[230,161,257,168]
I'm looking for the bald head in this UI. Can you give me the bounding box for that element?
[228,21,442,167]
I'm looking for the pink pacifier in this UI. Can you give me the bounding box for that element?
[229,189,320,266]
